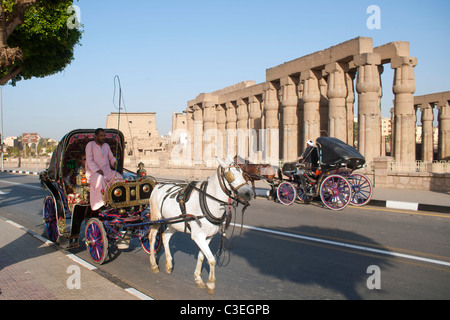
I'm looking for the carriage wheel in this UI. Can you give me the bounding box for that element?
[42,196,60,243]
[85,218,108,265]
[297,188,311,203]
[348,173,373,206]
[277,182,297,205]
[320,175,351,211]
[140,225,164,254]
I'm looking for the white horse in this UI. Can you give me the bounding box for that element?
[148,158,255,294]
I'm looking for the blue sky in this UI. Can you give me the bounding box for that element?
[2,0,449,140]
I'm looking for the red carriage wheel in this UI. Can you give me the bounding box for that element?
[348,173,373,206]
[85,218,108,265]
[319,175,351,211]
[42,195,60,243]
[277,182,297,206]
[140,225,164,254]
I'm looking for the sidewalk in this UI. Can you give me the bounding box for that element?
[0,216,151,300]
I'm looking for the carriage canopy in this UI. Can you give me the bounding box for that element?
[46,129,125,181]
[316,137,365,169]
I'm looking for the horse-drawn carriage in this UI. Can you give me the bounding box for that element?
[40,128,254,294]
[277,137,373,210]
[39,129,163,264]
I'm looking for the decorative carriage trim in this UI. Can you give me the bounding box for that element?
[105,178,157,208]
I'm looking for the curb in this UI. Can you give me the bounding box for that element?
[368,199,450,214]
[254,187,450,214]
[1,169,39,175]
[0,215,154,300]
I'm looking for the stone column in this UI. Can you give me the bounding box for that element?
[248,96,262,163]
[299,70,321,149]
[281,76,299,162]
[345,71,356,146]
[420,103,434,162]
[226,101,237,160]
[437,100,450,160]
[237,99,249,160]
[216,104,227,161]
[202,101,217,166]
[192,104,203,165]
[263,82,280,165]
[185,106,195,165]
[354,53,382,163]
[391,56,418,162]
[326,62,348,142]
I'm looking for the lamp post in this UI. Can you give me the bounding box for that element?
[1,86,4,171]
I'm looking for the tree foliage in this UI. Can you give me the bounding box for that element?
[0,0,82,86]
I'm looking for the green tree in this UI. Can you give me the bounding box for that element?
[0,0,82,85]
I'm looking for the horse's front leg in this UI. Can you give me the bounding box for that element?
[149,226,160,273]
[194,247,206,289]
[192,235,216,294]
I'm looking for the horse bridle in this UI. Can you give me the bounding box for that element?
[217,164,248,198]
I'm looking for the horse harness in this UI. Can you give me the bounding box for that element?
[158,166,249,234]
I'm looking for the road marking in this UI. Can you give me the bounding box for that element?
[0,179,43,190]
[238,224,450,268]
[358,206,450,218]
[125,288,154,300]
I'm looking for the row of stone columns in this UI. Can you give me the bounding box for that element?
[415,100,450,162]
[185,54,419,166]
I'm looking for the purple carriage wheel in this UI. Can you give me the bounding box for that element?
[140,225,164,254]
[277,182,297,206]
[42,195,60,243]
[85,218,108,265]
[348,173,373,206]
[319,175,351,211]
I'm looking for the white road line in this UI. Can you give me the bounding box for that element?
[125,288,154,300]
[238,224,450,268]
[0,179,43,190]
[66,254,98,271]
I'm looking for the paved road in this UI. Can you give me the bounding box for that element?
[1,172,449,300]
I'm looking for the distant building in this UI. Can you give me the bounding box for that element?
[106,112,165,158]
[4,136,18,147]
[381,117,391,137]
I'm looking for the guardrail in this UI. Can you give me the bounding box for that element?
[389,161,450,173]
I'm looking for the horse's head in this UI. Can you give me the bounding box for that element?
[217,158,255,202]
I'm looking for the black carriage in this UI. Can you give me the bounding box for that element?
[39,129,162,264]
[277,137,373,210]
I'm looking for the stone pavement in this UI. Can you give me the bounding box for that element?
[0,216,151,300]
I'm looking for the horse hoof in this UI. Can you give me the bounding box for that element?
[195,280,206,289]
[206,283,215,295]
[165,267,173,274]
[151,266,159,273]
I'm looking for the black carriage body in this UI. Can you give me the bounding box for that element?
[316,137,365,170]
[40,129,126,246]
